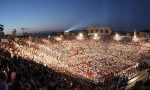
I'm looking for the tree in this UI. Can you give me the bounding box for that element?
[0,24,4,31]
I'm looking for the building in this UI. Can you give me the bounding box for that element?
[87,25,111,35]
[0,24,5,38]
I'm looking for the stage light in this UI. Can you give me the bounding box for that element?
[93,33,100,40]
[76,32,84,40]
[64,30,70,35]
[55,35,63,41]
[113,33,121,41]
[64,30,69,33]
[132,31,139,42]
[48,35,51,39]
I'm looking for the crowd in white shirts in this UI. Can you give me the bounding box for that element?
[14,37,150,82]
[0,36,150,90]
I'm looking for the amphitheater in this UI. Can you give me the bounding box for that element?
[13,36,150,85]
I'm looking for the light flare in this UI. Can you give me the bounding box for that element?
[113,33,122,41]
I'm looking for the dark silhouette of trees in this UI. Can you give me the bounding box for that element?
[0,24,4,31]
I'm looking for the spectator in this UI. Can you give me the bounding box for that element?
[0,71,8,90]
[10,73,24,90]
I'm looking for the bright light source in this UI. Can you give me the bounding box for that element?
[132,31,139,42]
[55,35,63,41]
[48,35,51,39]
[65,30,69,33]
[93,33,100,40]
[76,33,84,40]
[64,30,70,35]
[113,33,121,41]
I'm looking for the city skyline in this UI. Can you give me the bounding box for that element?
[0,0,150,34]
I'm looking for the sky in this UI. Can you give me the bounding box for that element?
[0,0,150,34]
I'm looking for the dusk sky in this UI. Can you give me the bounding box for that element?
[0,0,150,34]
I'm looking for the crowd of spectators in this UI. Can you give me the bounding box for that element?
[0,36,150,90]
[15,37,150,82]
[0,43,100,90]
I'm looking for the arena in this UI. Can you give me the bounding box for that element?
[15,35,150,80]
[1,33,150,90]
